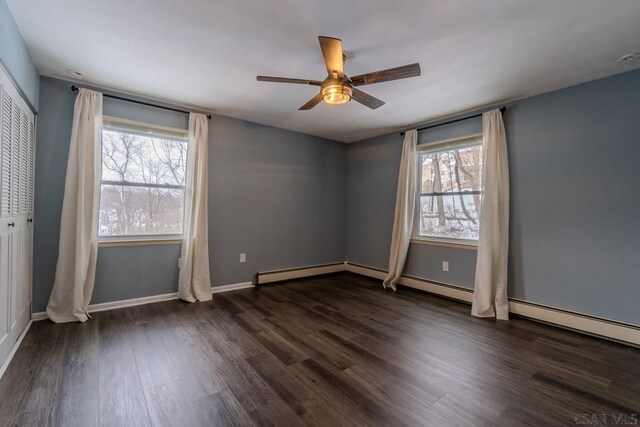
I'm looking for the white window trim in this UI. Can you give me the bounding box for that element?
[410,236,478,249]
[98,235,182,247]
[103,115,188,139]
[413,133,483,248]
[99,116,188,243]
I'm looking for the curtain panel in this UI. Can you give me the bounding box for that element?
[178,113,212,302]
[471,109,510,320]
[46,88,102,323]
[383,129,418,291]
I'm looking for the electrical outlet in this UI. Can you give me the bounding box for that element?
[240,253,246,263]
[442,261,449,272]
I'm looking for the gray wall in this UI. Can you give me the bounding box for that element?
[209,115,346,286]
[0,0,39,109]
[34,76,346,312]
[346,69,640,325]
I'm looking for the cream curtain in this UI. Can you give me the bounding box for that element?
[46,89,102,323]
[471,109,510,320]
[383,130,417,291]
[178,113,212,302]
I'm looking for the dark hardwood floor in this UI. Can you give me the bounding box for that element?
[1,273,638,426]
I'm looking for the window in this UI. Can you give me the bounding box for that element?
[415,134,483,243]
[99,116,188,239]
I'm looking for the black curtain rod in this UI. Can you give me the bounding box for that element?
[400,106,506,136]
[70,85,212,120]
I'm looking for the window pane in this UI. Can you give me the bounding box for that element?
[99,184,184,236]
[452,145,483,192]
[102,129,187,186]
[419,194,480,240]
[419,144,483,193]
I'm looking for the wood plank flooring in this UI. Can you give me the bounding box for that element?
[1,273,638,426]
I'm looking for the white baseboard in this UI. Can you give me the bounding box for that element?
[212,281,254,293]
[345,262,474,303]
[345,262,640,347]
[30,312,49,321]
[31,281,255,321]
[85,292,181,316]
[0,320,33,381]
[256,262,346,285]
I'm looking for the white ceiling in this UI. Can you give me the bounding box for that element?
[8,0,640,142]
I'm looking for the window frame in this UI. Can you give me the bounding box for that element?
[412,133,483,249]
[98,115,189,246]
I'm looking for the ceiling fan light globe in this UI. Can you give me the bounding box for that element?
[322,83,352,105]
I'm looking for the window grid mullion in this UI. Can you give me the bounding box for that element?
[419,190,482,197]
[101,180,184,190]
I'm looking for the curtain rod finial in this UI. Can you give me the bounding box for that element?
[71,85,78,92]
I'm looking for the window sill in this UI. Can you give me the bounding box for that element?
[98,237,182,248]
[410,238,478,250]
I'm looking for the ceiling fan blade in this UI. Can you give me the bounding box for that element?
[318,36,344,78]
[299,93,323,110]
[352,89,385,110]
[257,76,323,86]
[350,63,421,86]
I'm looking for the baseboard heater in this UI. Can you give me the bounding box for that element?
[256,262,346,285]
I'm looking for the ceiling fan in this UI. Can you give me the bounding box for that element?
[257,36,421,110]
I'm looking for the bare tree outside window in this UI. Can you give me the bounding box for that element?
[99,127,187,237]
[417,137,483,241]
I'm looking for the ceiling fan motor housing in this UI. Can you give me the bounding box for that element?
[321,79,353,105]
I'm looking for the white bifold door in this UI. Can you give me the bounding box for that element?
[0,65,35,370]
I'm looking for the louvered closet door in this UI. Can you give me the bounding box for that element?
[0,67,35,370]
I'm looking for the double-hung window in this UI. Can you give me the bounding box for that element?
[415,134,483,244]
[99,116,188,240]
